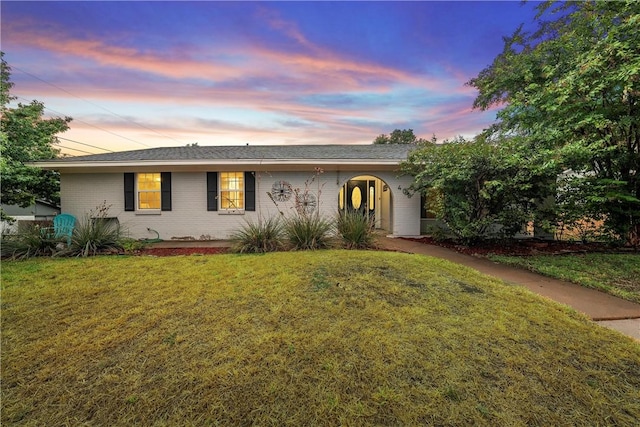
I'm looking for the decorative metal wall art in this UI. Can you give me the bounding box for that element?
[296,192,317,215]
[271,180,292,202]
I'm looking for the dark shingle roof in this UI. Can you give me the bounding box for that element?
[47,144,414,163]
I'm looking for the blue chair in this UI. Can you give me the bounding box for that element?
[42,214,76,246]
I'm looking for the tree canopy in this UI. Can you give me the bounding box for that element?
[1,52,72,220]
[373,129,428,145]
[467,0,640,244]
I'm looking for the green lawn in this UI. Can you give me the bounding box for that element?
[488,253,640,303]
[2,251,639,426]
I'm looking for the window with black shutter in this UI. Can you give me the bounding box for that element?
[124,172,171,211]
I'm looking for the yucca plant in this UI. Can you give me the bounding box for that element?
[230,217,284,253]
[62,215,122,257]
[0,222,60,260]
[283,214,333,250]
[336,210,375,249]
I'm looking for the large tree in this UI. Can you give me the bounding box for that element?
[468,1,640,244]
[1,53,72,220]
[373,129,428,145]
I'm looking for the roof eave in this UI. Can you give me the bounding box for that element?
[32,158,404,171]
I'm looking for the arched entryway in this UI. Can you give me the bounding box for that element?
[338,175,393,232]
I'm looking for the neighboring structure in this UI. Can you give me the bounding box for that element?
[1,200,61,234]
[33,145,423,240]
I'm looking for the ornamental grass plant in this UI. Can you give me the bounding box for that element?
[230,217,284,253]
[0,222,60,260]
[61,214,123,257]
[283,214,333,250]
[336,209,375,249]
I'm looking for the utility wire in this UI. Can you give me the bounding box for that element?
[13,66,185,146]
[56,145,94,155]
[10,96,112,155]
[57,136,114,153]
[15,95,148,149]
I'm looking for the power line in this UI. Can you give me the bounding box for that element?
[13,66,185,146]
[15,95,150,148]
[57,136,114,153]
[57,145,95,155]
[10,96,114,155]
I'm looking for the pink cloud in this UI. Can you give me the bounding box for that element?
[6,16,466,96]
[414,101,497,139]
[257,7,315,49]
[6,27,243,81]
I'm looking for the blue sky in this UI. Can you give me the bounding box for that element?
[1,1,541,155]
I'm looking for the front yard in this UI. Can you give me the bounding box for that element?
[2,251,639,426]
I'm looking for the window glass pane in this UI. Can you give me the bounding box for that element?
[139,173,161,190]
[220,191,232,209]
[235,192,244,209]
[369,186,375,210]
[351,187,362,209]
[138,191,161,209]
[139,192,148,209]
[220,191,244,209]
[149,192,161,209]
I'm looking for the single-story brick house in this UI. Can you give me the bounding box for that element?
[34,144,425,240]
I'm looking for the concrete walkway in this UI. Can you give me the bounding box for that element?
[376,237,640,341]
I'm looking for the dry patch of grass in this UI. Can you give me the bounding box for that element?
[2,251,640,426]
[489,253,640,303]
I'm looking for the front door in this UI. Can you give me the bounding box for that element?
[341,177,386,229]
[346,180,367,214]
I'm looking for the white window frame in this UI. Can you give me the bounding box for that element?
[136,172,162,212]
[219,172,245,212]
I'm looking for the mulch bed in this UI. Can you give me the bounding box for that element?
[137,238,634,257]
[140,247,229,257]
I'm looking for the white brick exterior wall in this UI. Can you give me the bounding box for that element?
[61,169,420,240]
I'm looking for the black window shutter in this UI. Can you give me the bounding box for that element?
[245,171,256,211]
[161,172,172,211]
[124,173,135,211]
[207,172,218,211]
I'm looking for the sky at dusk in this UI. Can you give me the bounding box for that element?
[2,1,541,156]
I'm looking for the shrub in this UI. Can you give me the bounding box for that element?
[336,210,375,249]
[401,137,558,245]
[120,238,148,254]
[283,214,333,250]
[0,222,60,260]
[230,217,284,253]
